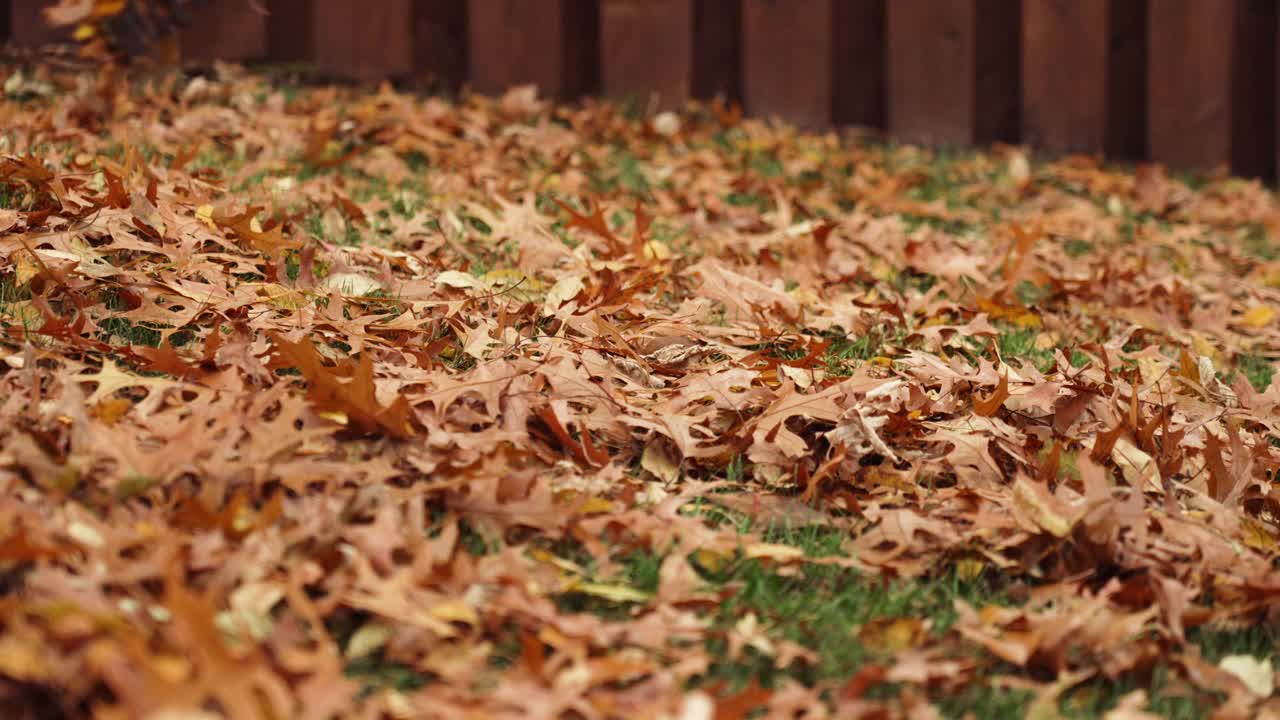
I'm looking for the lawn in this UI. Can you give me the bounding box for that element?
[2,64,1280,718]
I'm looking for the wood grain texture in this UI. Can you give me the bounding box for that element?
[831,0,885,129]
[310,0,358,78]
[1105,0,1147,159]
[8,1,68,46]
[1232,0,1275,180]
[888,0,975,145]
[468,0,598,99]
[411,0,468,91]
[181,1,268,63]
[1021,0,1108,154]
[1147,0,1275,177]
[309,0,413,82]
[742,0,832,129]
[354,0,412,80]
[265,0,313,62]
[887,0,1019,146]
[1021,0,1145,158]
[1146,0,1234,170]
[600,0,694,108]
[692,0,741,101]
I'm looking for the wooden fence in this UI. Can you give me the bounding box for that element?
[4,0,1279,179]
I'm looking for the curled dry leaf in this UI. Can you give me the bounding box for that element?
[3,56,1280,719]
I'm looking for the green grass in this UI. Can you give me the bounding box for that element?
[1237,354,1276,392]
[1058,622,1279,718]
[1063,238,1094,258]
[338,504,1280,716]
[344,655,430,696]
[1014,280,1052,306]
[61,97,1262,717]
[696,556,1009,694]
[822,328,897,375]
[1240,223,1280,261]
[996,327,1056,372]
[937,684,1034,720]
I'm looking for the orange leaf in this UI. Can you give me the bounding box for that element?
[973,371,1009,417]
[213,207,302,255]
[554,198,623,252]
[270,334,415,439]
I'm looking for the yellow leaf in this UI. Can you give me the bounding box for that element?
[640,441,680,483]
[1240,517,1278,554]
[643,240,672,261]
[344,623,391,660]
[690,548,732,574]
[1219,655,1273,696]
[569,581,650,603]
[859,617,926,653]
[956,557,986,581]
[1111,437,1161,493]
[257,283,309,311]
[0,635,46,682]
[195,204,217,230]
[869,258,894,282]
[1137,356,1171,389]
[73,24,96,41]
[316,410,349,425]
[529,549,584,576]
[1241,305,1275,328]
[429,601,478,626]
[90,392,130,420]
[483,268,544,300]
[577,496,616,515]
[744,543,805,563]
[13,251,40,286]
[544,275,584,311]
[94,0,128,17]
[1012,476,1073,538]
[976,295,1041,328]
[1191,333,1218,361]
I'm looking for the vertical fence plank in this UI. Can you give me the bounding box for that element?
[692,0,741,101]
[599,0,739,108]
[181,3,267,64]
[1021,0,1146,158]
[1234,0,1275,180]
[831,0,885,129]
[600,0,693,108]
[887,0,1020,146]
[265,0,313,63]
[9,2,66,47]
[1149,0,1275,177]
[412,0,468,92]
[742,0,832,128]
[310,0,357,79]
[311,0,413,82]
[1147,0,1233,171]
[1105,0,1147,159]
[354,0,413,81]
[1021,0,1107,155]
[468,0,599,99]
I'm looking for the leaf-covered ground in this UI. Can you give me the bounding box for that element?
[3,65,1280,719]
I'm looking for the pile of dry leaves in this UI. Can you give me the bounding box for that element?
[3,64,1280,718]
